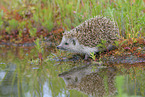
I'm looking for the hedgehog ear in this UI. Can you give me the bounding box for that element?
[72,39,76,45]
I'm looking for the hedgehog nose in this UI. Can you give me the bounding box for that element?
[57,46,59,49]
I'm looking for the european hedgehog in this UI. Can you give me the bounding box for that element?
[57,16,119,58]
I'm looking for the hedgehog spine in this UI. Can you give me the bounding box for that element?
[57,16,119,58]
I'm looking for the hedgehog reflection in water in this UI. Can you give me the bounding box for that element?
[57,16,119,58]
[59,65,117,96]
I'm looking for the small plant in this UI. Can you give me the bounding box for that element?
[114,40,119,47]
[18,21,26,37]
[34,38,44,63]
[9,19,18,29]
[33,7,54,31]
[29,28,37,37]
[90,52,96,61]
[6,19,18,33]
[0,10,3,29]
[96,39,107,49]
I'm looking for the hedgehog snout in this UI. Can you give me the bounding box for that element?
[57,45,67,50]
[57,45,60,49]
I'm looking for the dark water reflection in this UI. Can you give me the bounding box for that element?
[0,46,145,97]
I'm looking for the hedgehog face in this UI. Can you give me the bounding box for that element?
[57,35,82,53]
[57,35,100,55]
[60,75,80,86]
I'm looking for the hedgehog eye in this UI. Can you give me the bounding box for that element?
[65,42,69,45]
[66,77,71,80]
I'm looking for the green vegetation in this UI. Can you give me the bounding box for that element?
[0,0,144,60]
[6,19,19,33]
[96,39,107,49]
[34,38,44,63]
[0,11,3,29]
[90,52,96,60]
[0,0,144,40]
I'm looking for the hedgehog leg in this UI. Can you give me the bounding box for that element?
[107,45,117,51]
[84,54,89,60]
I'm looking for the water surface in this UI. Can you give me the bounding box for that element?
[0,46,145,97]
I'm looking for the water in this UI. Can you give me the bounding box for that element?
[0,46,145,97]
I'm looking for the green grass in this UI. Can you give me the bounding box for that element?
[0,0,145,38]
